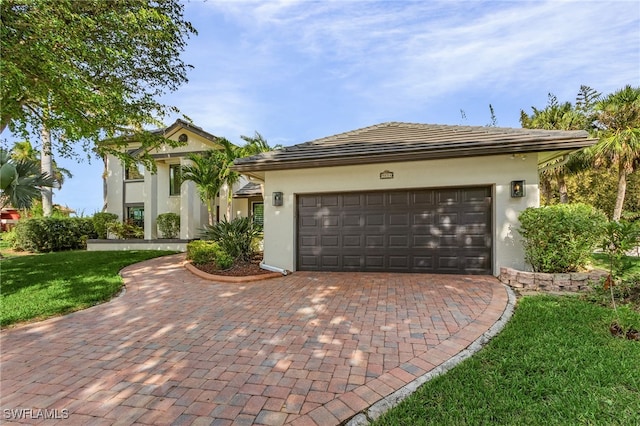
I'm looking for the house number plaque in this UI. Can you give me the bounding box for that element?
[380,170,394,179]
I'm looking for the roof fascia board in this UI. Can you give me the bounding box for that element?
[232,139,596,172]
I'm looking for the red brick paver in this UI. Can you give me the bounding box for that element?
[0,254,509,425]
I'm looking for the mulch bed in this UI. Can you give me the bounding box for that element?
[191,254,272,277]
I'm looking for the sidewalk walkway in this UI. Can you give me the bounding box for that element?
[0,254,513,425]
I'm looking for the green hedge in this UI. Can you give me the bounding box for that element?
[186,240,233,269]
[157,212,180,238]
[518,203,606,273]
[14,217,97,252]
[92,212,118,239]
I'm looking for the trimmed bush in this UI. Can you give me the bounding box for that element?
[518,203,606,273]
[106,220,144,239]
[186,240,233,269]
[157,212,180,238]
[92,212,119,239]
[14,217,97,252]
[201,217,261,261]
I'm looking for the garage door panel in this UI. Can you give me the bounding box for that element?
[413,255,435,269]
[413,212,435,225]
[366,193,385,206]
[365,256,384,268]
[343,194,362,207]
[389,235,409,248]
[300,235,318,248]
[437,189,460,205]
[299,195,318,208]
[321,235,339,247]
[300,216,318,228]
[297,187,492,274]
[366,214,385,226]
[343,235,362,247]
[366,235,384,247]
[321,255,339,267]
[343,256,362,267]
[343,214,362,226]
[413,191,435,206]
[389,192,410,206]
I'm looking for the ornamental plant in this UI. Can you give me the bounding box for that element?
[201,217,261,261]
[186,240,233,269]
[92,212,118,239]
[157,213,180,238]
[518,204,606,273]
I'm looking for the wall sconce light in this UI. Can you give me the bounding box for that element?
[511,180,525,198]
[272,191,283,206]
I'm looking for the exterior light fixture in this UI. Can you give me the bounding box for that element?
[511,180,525,198]
[272,192,283,206]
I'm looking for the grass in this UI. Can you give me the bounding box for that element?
[373,295,640,425]
[591,252,640,276]
[0,250,175,327]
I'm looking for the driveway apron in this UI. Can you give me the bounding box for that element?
[1,254,511,425]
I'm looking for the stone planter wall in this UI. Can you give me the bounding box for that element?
[499,267,608,292]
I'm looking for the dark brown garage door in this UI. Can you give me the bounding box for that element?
[297,187,492,274]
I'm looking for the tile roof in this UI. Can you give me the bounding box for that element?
[232,122,595,172]
[233,181,263,197]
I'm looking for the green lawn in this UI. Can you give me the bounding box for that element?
[591,252,640,276]
[373,295,640,425]
[0,250,175,327]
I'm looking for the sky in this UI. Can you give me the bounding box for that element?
[2,0,639,215]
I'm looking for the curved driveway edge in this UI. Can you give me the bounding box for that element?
[0,254,513,426]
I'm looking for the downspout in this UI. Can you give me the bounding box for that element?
[260,262,289,276]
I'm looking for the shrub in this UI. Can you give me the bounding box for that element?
[157,213,180,238]
[518,204,606,273]
[14,217,97,252]
[92,212,119,239]
[186,240,233,269]
[106,220,144,239]
[201,217,261,261]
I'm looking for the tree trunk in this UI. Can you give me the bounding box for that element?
[612,162,627,221]
[207,199,214,226]
[102,155,108,212]
[558,174,568,204]
[40,126,54,216]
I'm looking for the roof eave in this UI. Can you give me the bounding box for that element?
[231,138,597,173]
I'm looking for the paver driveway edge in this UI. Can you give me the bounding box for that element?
[0,254,515,426]
[346,284,517,425]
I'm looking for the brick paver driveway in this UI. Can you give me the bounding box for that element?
[1,254,511,425]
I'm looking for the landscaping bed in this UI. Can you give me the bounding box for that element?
[190,253,273,277]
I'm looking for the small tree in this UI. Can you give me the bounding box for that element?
[180,151,226,225]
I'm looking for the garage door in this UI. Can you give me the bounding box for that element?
[297,187,492,274]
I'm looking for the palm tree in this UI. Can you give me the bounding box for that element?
[1,148,55,210]
[520,90,596,203]
[591,85,640,220]
[218,133,281,220]
[10,140,73,190]
[180,150,227,225]
[239,131,282,156]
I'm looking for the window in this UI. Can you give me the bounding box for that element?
[252,202,264,228]
[169,164,182,196]
[127,206,144,228]
[125,163,145,180]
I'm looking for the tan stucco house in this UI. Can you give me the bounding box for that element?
[232,122,596,275]
[102,119,263,242]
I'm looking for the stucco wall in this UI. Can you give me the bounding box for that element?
[261,154,540,275]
